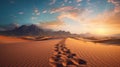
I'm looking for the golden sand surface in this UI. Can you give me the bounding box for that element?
[65,38,120,67]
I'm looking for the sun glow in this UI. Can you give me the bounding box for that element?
[94,27,110,36]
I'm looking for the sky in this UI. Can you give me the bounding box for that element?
[0,0,120,36]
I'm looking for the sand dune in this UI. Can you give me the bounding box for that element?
[65,38,120,67]
[0,36,62,67]
[0,36,120,67]
[0,36,29,43]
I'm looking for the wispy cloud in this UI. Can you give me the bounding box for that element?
[64,0,68,3]
[42,10,47,14]
[34,8,40,15]
[57,7,91,22]
[68,1,72,4]
[51,6,75,13]
[49,0,56,5]
[108,0,120,13]
[53,4,120,34]
[18,12,24,15]
[76,0,82,3]
[31,16,37,20]
[37,21,65,30]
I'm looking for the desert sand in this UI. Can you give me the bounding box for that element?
[65,38,120,67]
[0,36,29,43]
[0,36,120,67]
[0,36,62,67]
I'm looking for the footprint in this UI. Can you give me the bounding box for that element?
[49,39,87,67]
[70,58,87,66]
[50,62,64,67]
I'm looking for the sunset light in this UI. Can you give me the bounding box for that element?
[0,0,120,67]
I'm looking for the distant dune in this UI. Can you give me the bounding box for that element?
[0,35,29,44]
[94,38,120,45]
[65,38,120,67]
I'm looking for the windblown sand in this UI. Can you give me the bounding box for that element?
[0,36,62,67]
[65,38,120,67]
[0,36,120,67]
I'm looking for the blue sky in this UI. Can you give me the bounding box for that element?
[0,0,114,26]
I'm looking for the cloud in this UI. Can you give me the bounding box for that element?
[49,0,56,5]
[87,0,90,2]
[68,1,72,3]
[38,21,65,30]
[77,4,81,6]
[18,12,24,15]
[108,0,120,13]
[31,16,37,20]
[48,7,83,29]
[9,23,20,29]
[0,28,6,31]
[64,0,68,3]
[51,6,89,16]
[0,23,20,31]
[76,0,82,3]
[86,10,120,34]
[57,7,92,22]
[58,13,78,22]
[34,9,39,13]
[88,0,120,34]
[54,5,120,34]
[50,6,88,22]
[36,12,40,15]
[61,3,65,6]
[42,10,47,13]
[33,8,40,15]
[107,12,120,25]
[51,6,76,13]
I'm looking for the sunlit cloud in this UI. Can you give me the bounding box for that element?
[53,5,120,35]
[37,21,65,30]
[51,6,75,13]
[108,0,120,13]
[77,4,81,6]
[57,8,92,22]
[48,0,120,35]
[76,0,82,3]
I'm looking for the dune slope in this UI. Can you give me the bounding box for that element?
[0,37,62,67]
[65,38,120,67]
